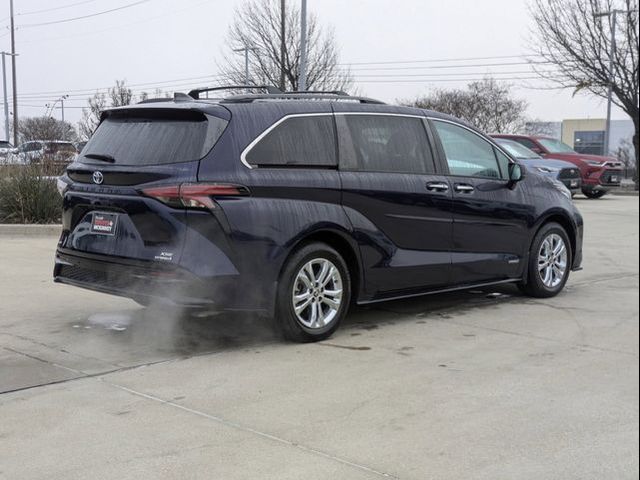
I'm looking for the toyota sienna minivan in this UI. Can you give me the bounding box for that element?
[54,88,583,342]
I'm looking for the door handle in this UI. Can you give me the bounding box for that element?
[426,182,449,192]
[454,183,474,193]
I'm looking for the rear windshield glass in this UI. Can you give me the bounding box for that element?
[81,110,227,166]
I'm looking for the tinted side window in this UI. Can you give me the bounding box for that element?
[433,121,503,179]
[246,115,336,167]
[342,115,434,174]
[514,138,539,151]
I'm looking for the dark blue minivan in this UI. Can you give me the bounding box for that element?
[54,89,583,342]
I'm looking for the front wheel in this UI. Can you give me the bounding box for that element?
[519,222,572,298]
[275,242,351,342]
[582,188,606,199]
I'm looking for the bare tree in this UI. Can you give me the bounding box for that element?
[218,0,351,92]
[616,137,637,178]
[78,92,107,140]
[524,120,561,138]
[530,0,639,184]
[78,80,135,140]
[18,116,77,143]
[405,78,528,133]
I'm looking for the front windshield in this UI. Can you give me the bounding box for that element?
[496,139,539,159]
[537,138,575,153]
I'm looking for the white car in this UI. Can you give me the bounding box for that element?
[6,140,77,165]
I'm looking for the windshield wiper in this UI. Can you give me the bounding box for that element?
[84,153,115,163]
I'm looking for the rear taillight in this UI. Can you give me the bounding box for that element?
[141,183,248,209]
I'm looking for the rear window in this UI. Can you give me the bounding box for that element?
[245,115,337,167]
[82,110,227,166]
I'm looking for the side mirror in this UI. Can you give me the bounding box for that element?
[508,163,524,185]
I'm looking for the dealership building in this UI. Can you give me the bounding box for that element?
[526,118,635,157]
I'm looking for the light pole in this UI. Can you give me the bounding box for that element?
[45,95,69,123]
[594,8,638,156]
[10,0,18,146]
[0,52,17,143]
[298,0,308,91]
[279,0,286,91]
[233,47,251,86]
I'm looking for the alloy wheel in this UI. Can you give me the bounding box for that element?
[537,233,568,288]
[292,258,343,329]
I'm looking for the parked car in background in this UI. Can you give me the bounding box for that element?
[54,89,583,343]
[492,134,623,198]
[6,140,77,168]
[492,137,581,196]
[0,140,13,161]
[75,141,88,154]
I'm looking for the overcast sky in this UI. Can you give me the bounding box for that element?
[1,0,630,132]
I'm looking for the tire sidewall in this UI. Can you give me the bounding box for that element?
[582,188,606,199]
[276,243,351,341]
[529,223,572,296]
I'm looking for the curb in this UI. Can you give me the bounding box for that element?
[0,224,62,236]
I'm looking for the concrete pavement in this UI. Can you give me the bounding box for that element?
[1,195,638,479]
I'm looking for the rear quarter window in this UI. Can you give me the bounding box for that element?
[245,115,337,167]
[82,110,228,166]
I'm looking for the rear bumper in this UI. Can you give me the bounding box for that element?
[54,249,270,313]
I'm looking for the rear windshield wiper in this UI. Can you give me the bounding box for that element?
[83,153,115,163]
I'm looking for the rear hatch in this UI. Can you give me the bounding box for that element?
[58,105,229,266]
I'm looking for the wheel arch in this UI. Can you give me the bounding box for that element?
[534,212,577,259]
[522,210,577,284]
[279,228,363,305]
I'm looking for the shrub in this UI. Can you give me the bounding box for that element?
[0,164,61,224]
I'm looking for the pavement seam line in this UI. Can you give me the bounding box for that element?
[0,347,226,396]
[102,379,399,479]
[0,331,124,369]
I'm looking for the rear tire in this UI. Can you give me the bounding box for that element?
[519,222,572,298]
[582,188,606,199]
[275,242,351,342]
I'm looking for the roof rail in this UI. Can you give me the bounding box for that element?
[287,90,349,96]
[188,85,282,99]
[222,93,386,105]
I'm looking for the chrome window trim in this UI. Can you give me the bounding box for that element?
[336,112,425,119]
[240,111,428,169]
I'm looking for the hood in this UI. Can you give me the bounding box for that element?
[520,158,577,170]
[546,152,623,168]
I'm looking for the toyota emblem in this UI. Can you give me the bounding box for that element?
[92,171,104,185]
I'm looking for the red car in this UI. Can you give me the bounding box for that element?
[492,134,623,198]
